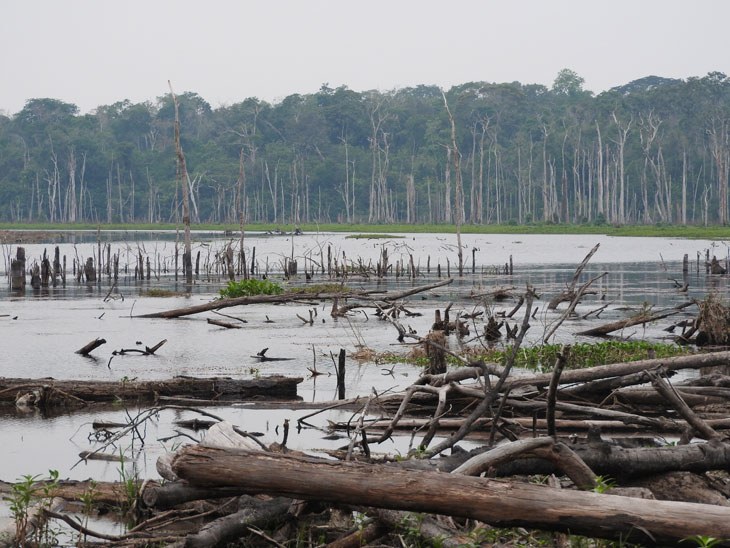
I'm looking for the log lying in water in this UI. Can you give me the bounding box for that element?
[0,375,302,407]
[137,279,454,319]
[171,445,730,545]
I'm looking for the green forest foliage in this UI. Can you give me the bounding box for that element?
[3,70,730,227]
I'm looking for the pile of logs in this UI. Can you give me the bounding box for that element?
[16,345,730,547]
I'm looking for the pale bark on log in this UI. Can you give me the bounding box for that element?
[171,445,730,545]
[453,437,597,490]
[503,350,730,390]
[483,439,730,481]
[615,385,730,408]
[647,371,724,440]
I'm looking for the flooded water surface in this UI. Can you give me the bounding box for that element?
[0,231,728,485]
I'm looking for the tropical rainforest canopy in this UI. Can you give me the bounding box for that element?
[2,69,730,227]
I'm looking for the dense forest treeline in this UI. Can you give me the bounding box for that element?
[3,69,730,227]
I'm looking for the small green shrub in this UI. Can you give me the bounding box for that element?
[219,278,284,298]
[5,469,60,546]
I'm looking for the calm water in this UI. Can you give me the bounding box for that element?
[0,231,727,485]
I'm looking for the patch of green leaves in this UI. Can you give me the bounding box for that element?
[482,341,689,372]
[219,278,284,298]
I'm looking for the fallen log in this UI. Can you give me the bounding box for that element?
[0,375,302,407]
[614,385,730,409]
[168,495,293,548]
[171,445,730,545]
[576,301,695,337]
[0,479,149,507]
[137,279,453,319]
[473,439,730,482]
[503,349,730,390]
[206,318,241,329]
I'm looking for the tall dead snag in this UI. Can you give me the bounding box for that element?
[548,242,600,310]
[169,81,193,285]
[442,92,464,276]
[171,446,730,545]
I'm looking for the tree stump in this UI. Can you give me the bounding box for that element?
[424,331,446,374]
[10,247,26,291]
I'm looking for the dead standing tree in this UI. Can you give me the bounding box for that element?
[169,81,193,285]
[443,91,464,276]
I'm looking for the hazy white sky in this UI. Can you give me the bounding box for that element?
[2,0,728,115]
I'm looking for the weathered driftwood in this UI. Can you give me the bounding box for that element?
[138,278,453,319]
[142,482,245,510]
[476,439,730,481]
[171,445,730,545]
[614,385,730,409]
[0,375,302,407]
[75,337,107,356]
[453,437,596,490]
[206,318,241,329]
[167,495,293,548]
[576,300,695,337]
[503,349,730,390]
[0,479,146,508]
[547,242,600,310]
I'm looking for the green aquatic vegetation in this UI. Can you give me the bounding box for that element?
[386,341,689,372]
[5,469,60,547]
[345,233,404,239]
[481,341,690,372]
[219,278,284,298]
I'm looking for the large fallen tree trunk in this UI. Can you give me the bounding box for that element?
[171,445,730,545]
[503,349,730,390]
[138,279,453,319]
[576,301,695,337]
[0,375,302,407]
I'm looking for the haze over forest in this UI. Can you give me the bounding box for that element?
[2,70,730,227]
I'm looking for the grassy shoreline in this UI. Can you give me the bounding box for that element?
[1,221,730,239]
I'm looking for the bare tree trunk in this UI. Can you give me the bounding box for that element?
[169,81,193,284]
[595,121,604,219]
[443,92,464,276]
[708,117,729,224]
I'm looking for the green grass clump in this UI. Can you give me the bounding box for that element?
[345,233,404,239]
[289,283,352,294]
[142,288,183,297]
[482,341,690,372]
[220,278,284,298]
